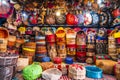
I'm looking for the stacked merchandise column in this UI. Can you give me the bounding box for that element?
[108,29,117,60]
[66,28,77,61]
[0,28,9,52]
[46,28,57,61]
[96,28,107,56]
[22,42,36,64]
[35,32,47,62]
[76,30,86,63]
[56,27,66,60]
[115,30,120,60]
[117,39,120,60]
[7,33,17,77]
[7,35,16,53]
[0,28,18,80]
[86,29,96,64]
[15,31,24,54]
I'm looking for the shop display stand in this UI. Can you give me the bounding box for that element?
[0,0,120,80]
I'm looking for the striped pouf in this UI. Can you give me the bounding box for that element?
[86,29,96,64]
[76,30,86,63]
[35,34,47,62]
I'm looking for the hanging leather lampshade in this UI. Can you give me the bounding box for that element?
[45,15,56,25]
[112,8,120,18]
[28,13,38,25]
[99,11,108,26]
[66,13,75,25]
[84,11,92,26]
[77,11,84,25]
[66,13,77,25]
[91,11,99,25]
[107,10,113,25]
[56,14,66,24]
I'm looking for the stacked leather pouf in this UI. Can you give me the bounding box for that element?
[96,28,107,54]
[76,30,86,63]
[66,28,77,61]
[35,32,47,62]
[56,27,67,60]
[46,30,57,60]
[22,42,36,64]
[15,31,25,54]
[108,30,117,60]
[0,28,9,52]
[117,39,120,60]
[86,29,96,64]
[114,29,120,60]
[8,35,16,48]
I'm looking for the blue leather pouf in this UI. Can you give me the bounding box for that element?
[42,56,51,62]
[35,54,46,62]
[65,57,73,64]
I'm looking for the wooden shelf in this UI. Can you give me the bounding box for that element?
[27,23,120,28]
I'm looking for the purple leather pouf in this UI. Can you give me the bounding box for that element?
[77,14,84,25]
